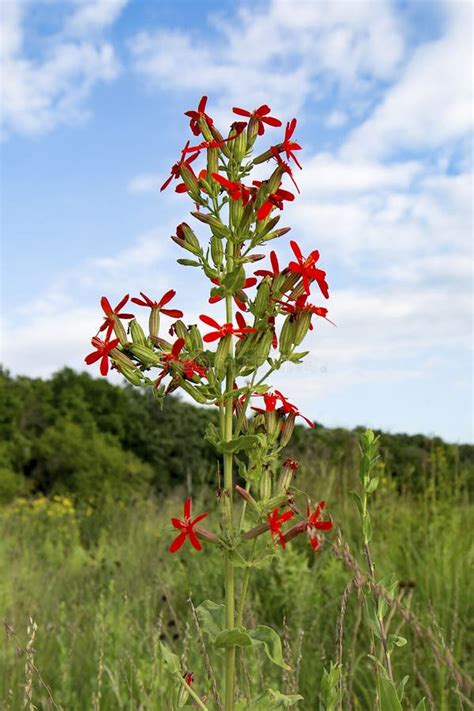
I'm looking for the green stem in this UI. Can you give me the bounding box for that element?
[176,673,209,711]
[223,242,236,711]
[236,539,257,627]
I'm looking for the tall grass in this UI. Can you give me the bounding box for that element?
[1,475,472,709]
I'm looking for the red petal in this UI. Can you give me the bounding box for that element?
[198,96,207,113]
[159,289,176,307]
[233,106,251,117]
[200,314,221,329]
[169,531,187,553]
[192,512,208,525]
[256,104,271,117]
[290,240,303,262]
[171,517,186,530]
[100,356,109,376]
[161,308,184,318]
[235,312,246,329]
[100,296,112,316]
[85,351,101,365]
[172,338,185,356]
[115,294,130,312]
[203,332,221,343]
[184,497,192,519]
[188,528,202,551]
[257,201,273,221]
[262,116,282,127]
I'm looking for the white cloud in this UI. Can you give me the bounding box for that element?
[0,0,127,138]
[343,2,473,159]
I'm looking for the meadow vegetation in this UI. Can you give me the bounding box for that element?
[0,368,473,709]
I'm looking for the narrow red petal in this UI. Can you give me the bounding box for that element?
[169,532,187,553]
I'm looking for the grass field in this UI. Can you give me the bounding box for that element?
[1,469,472,710]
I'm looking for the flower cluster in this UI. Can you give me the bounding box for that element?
[85,96,333,557]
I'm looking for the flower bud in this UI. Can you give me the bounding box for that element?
[188,325,203,351]
[254,331,273,369]
[130,343,160,366]
[214,334,231,379]
[210,234,224,267]
[180,164,200,198]
[129,319,146,346]
[255,214,280,238]
[252,147,275,164]
[173,320,188,341]
[279,316,295,355]
[191,211,229,238]
[259,468,272,502]
[254,279,270,316]
[294,310,312,345]
[241,521,270,540]
[112,318,128,346]
[277,458,299,494]
[267,166,284,196]
[149,308,160,338]
[282,519,307,545]
[280,412,296,447]
[246,253,266,262]
[118,363,143,386]
[263,226,291,242]
[180,380,208,404]
[235,485,259,511]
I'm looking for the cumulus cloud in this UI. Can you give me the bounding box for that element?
[0,0,128,138]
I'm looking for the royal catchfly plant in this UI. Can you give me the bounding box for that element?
[85,97,334,710]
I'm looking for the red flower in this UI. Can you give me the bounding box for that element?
[183,358,207,380]
[169,497,208,553]
[267,507,294,548]
[232,104,282,135]
[277,295,334,329]
[274,389,314,428]
[251,391,278,415]
[254,251,281,279]
[161,141,200,192]
[182,135,237,153]
[85,336,120,376]
[209,276,257,311]
[131,289,183,318]
[199,312,256,342]
[272,150,300,193]
[155,338,185,386]
[274,118,302,169]
[184,96,214,136]
[255,185,295,221]
[99,294,134,340]
[306,500,333,551]
[212,173,252,205]
[288,240,329,298]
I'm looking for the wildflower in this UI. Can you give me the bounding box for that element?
[277,295,334,329]
[131,290,183,318]
[184,96,214,136]
[255,184,295,221]
[306,500,333,551]
[84,336,120,376]
[99,294,134,340]
[288,240,329,298]
[155,338,186,385]
[272,150,300,193]
[275,389,314,428]
[209,276,257,311]
[161,141,200,192]
[211,173,252,205]
[267,507,294,548]
[232,104,282,135]
[273,118,302,169]
[254,251,281,279]
[251,391,278,415]
[199,312,256,342]
[169,497,208,552]
[182,136,237,153]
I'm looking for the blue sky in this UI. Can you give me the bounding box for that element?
[1,0,472,443]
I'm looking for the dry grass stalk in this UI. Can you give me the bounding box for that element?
[188,595,223,710]
[335,577,353,708]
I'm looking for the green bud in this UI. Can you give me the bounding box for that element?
[238,201,254,235]
[277,458,299,494]
[188,325,203,351]
[129,319,146,346]
[255,330,273,368]
[232,126,247,162]
[173,320,188,341]
[109,347,136,370]
[214,334,231,379]
[263,226,291,242]
[259,468,272,502]
[253,279,270,316]
[294,310,312,345]
[180,380,209,404]
[113,318,128,347]
[191,211,230,238]
[210,234,224,267]
[119,363,143,386]
[280,413,296,447]
[252,147,275,164]
[279,316,295,355]
[230,197,243,227]
[267,166,284,196]
[130,343,160,367]
[207,146,219,180]
[180,164,200,197]
[210,124,231,157]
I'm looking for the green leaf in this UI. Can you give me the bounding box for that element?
[195,600,224,643]
[366,477,379,494]
[159,641,181,674]
[203,423,220,447]
[248,625,290,670]
[388,634,407,653]
[215,628,253,648]
[350,491,363,517]
[222,265,246,292]
[243,689,303,710]
[379,676,402,711]
[396,675,410,702]
[362,511,372,542]
[217,434,262,454]
[415,699,427,711]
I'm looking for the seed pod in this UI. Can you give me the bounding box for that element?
[210,234,224,267]
[294,310,312,345]
[232,126,247,162]
[148,308,160,338]
[207,146,219,180]
[235,485,259,511]
[230,197,243,227]
[255,330,273,368]
[279,316,295,355]
[129,319,146,346]
[214,334,231,379]
[265,408,279,441]
[280,412,296,447]
[259,468,272,502]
